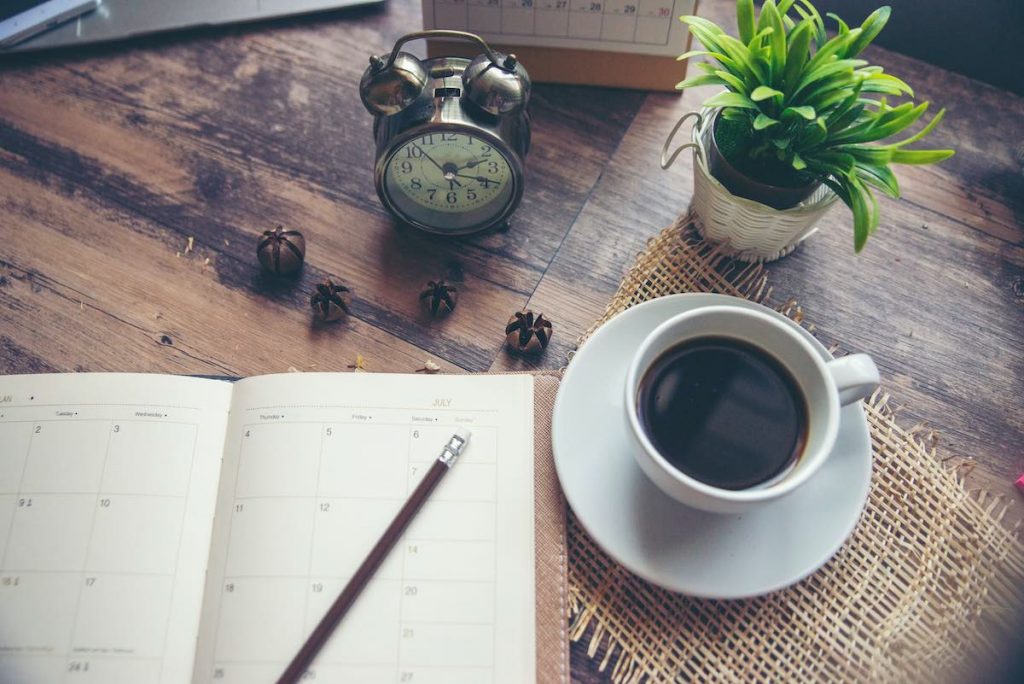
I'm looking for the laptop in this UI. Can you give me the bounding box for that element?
[3,0,383,52]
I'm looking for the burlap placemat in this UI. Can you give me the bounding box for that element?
[566,212,1024,683]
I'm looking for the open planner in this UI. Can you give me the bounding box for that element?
[0,372,537,683]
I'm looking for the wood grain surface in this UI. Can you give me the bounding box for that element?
[1,0,1022,681]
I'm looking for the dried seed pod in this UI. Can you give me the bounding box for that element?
[505,310,552,354]
[310,279,350,322]
[257,226,306,276]
[419,280,458,317]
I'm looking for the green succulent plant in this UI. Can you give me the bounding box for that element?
[677,0,955,251]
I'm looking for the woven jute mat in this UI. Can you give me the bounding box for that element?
[566,212,1024,683]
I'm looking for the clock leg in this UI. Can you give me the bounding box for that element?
[496,220,511,233]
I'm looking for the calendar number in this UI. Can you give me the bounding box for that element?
[113,424,120,433]
[17,497,32,507]
[319,502,331,512]
[213,668,225,679]
[623,4,636,14]
[402,627,415,638]
[67,661,90,673]
[400,674,414,683]
[404,585,418,596]
[300,670,317,680]
[312,582,324,593]
[1,576,20,587]
[99,498,111,508]
[84,577,96,587]
[225,583,235,593]
[235,503,244,512]
[407,543,418,554]
[325,427,333,436]
[34,425,41,434]
[412,429,419,439]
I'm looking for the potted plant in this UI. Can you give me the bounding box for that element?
[665,0,954,259]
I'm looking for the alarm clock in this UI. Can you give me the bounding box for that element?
[360,30,531,235]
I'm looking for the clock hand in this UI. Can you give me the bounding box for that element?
[413,144,446,174]
[455,173,500,186]
[414,144,477,190]
[456,159,483,172]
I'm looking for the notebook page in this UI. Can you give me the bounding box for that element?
[193,373,536,684]
[0,373,233,684]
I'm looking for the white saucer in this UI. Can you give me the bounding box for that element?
[552,294,872,599]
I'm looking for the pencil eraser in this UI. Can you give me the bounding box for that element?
[1016,473,1024,493]
[454,428,471,443]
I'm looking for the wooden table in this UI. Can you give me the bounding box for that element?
[2,0,1021,680]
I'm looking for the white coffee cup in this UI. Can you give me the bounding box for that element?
[624,305,879,514]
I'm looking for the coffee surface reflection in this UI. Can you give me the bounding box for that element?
[636,336,808,490]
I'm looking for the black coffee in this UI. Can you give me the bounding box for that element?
[637,336,808,490]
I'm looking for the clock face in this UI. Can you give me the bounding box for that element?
[381,130,517,233]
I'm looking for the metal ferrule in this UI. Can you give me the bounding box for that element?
[438,433,469,468]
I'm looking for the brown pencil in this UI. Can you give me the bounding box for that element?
[276,429,471,684]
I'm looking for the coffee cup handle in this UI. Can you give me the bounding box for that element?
[826,354,880,406]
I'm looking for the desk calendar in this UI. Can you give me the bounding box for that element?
[423,0,698,89]
[0,372,535,683]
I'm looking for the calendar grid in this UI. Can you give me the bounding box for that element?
[1,491,188,499]
[192,373,534,684]
[209,659,496,669]
[429,0,681,47]
[2,374,535,683]
[211,574,499,583]
[0,413,208,682]
[298,424,328,662]
[491,427,500,674]
[395,426,412,681]
[208,419,505,679]
[63,420,115,677]
[15,653,162,661]
[0,421,35,567]
[0,376,244,683]
[156,421,203,683]
[243,405,500,413]
[2,403,204,410]
[396,619,497,627]
[0,418,208,427]
[206,431,250,670]
[229,493,501,503]
[2,568,176,577]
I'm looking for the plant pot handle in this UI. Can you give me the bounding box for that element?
[660,111,703,170]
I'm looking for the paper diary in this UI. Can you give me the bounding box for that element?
[422,0,698,90]
[0,372,541,683]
